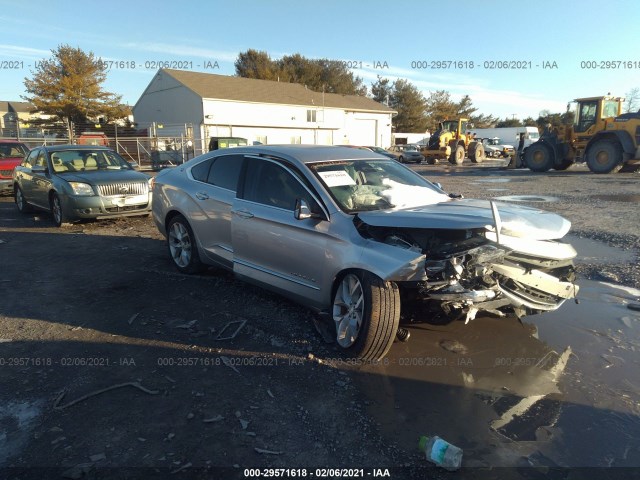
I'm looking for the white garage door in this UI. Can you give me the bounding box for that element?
[349,119,376,146]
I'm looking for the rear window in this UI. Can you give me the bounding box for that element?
[0,143,28,157]
[207,155,243,191]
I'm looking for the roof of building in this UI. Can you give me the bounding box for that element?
[0,101,36,113]
[9,101,34,113]
[159,69,395,113]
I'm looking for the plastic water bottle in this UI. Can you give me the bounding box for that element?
[418,435,463,470]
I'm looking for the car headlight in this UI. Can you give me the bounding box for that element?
[68,182,95,196]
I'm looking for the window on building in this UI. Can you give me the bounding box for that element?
[290,136,302,144]
[255,136,267,145]
[306,110,316,122]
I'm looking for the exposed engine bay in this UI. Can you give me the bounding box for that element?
[355,218,579,323]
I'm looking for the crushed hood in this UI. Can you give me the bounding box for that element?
[357,198,571,240]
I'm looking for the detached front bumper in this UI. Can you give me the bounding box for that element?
[418,238,579,322]
[61,193,152,220]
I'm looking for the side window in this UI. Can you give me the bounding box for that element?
[190,158,214,182]
[23,149,38,168]
[35,151,47,168]
[206,155,243,191]
[242,159,316,211]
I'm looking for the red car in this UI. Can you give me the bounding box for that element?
[0,140,29,194]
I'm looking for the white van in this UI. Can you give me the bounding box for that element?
[469,126,540,150]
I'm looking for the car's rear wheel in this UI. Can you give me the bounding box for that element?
[15,185,32,213]
[332,271,400,361]
[167,214,205,274]
[50,193,68,227]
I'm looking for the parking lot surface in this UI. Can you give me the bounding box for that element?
[1,161,639,479]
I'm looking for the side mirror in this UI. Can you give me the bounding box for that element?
[433,182,443,190]
[31,165,47,174]
[294,198,320,220]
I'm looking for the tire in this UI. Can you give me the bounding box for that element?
[399,156,405,163]
[332,271,400,361]
[426,157,438,165]
[449,145,465,165]
[15,185,32,213]
[524,143,554,172]
[167,214,205,274]
[469,142,485,164]
[50,193,69,227]
[586,139,623,174]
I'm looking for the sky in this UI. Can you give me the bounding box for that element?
[0,0,639,121]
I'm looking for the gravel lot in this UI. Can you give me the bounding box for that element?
[0,160,639,480]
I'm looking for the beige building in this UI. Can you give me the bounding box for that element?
[133,69,396,151]
[0,101,36,133]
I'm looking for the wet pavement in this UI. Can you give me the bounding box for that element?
[352,239,640,471]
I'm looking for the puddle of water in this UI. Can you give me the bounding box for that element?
[566,235,637,265]
[494,195,560,203]
[474,178,512,183]
[0,399,43,465]
[592,194,640,203]
[352,239,640,468]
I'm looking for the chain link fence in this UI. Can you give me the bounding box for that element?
[0,122,203,170]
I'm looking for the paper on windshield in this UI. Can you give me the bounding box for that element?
[318,170,357,187]
[380,178,449,208]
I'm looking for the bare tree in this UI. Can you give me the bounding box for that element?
[625,87,640,113]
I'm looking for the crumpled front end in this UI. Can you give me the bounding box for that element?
[421,236,578,322]
[355,205,579,322]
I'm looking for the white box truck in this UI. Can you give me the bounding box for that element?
[469,126,540,151]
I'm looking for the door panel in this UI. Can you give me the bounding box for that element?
[232,198,330,306]
[231,157,330,306]
[31,150,53,208]
[187,154,244,268]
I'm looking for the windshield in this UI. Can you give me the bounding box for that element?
[0,143,28,158]
[311,159,449,212]
[50,150,132,173]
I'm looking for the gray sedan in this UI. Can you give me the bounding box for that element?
[152,145,578,360]
[13,145,152,227]
[388,145,424,163]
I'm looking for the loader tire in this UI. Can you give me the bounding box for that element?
[524,143,554,172]
[586,139,623,174]
[449,145,465,165]
[469,142,485,163]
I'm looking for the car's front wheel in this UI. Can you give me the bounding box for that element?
[167,214,205,274]
[50,193,68,227]
[15,185,32,213]
[332,271,400,361]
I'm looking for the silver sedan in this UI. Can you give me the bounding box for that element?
[152,145,578,360]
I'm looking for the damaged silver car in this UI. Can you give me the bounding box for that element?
[152,146,578,360]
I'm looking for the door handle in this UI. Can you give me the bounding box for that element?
[195,191,209,200]
[232,209,254,219]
